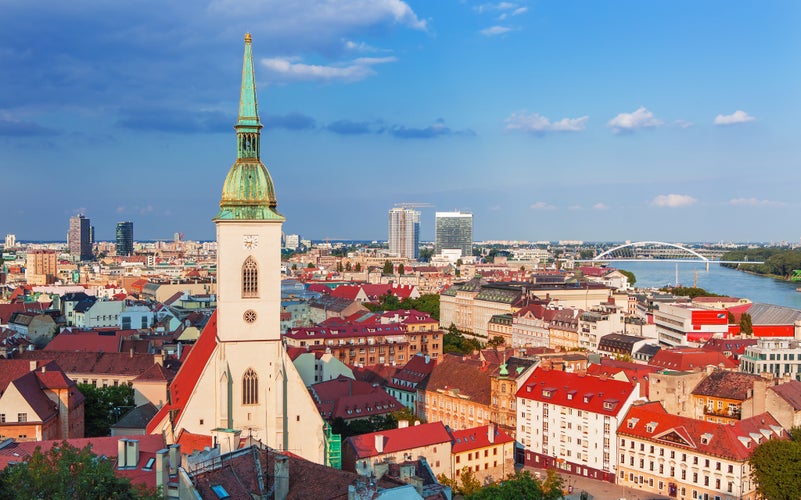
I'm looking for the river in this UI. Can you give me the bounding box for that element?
[613,261,801,310]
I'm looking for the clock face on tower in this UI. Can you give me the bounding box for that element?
[243,234,259,249]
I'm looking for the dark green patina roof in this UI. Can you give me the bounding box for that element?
[215,34,283,222]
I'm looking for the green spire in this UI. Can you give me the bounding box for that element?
[215,34,283,222]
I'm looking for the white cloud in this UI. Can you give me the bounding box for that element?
[512,6,528,15]
[260,56,396,83]
[608,106,663,133]
[650,194,697,208]
[481,26,512,36]
[505,111,588,133]
[593,203,609,210]
[728,197,785,207]
[714,110,755,126]
[672,119,694,129]
[343,39,387,53]
[529,201,556,210]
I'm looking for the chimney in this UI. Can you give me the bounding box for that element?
[487,423,495,444]
[40,366,46,373]
[374,434,385,453]
[155,448,169,489]
[117,439,128,469]
[168,443,181,475]
[129,347,134,358]
[29,360,36,371]
[126,439,140,468]
[398,420,409,429]
[274,455,289,500]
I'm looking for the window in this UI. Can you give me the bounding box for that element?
[17,413,27,423]
[242,257,258,297]
[0,414,4,423]
[243,368,258,405]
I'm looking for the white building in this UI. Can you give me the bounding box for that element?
[740,337,801,380]
[388,207,420,259]
[516,367,641,483]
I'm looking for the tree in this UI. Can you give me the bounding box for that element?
[749,427,801,500]
[382,260,394,274]
[487,336,505,349]
[0,441,160,500]
[456,258,463,267]
[336,261,343,272]
[541,469,564,500]
[306,262,315,268]
[78,383,135,437]
[618,269,636,286]
[465,470,545,499]
[458,467,482,496]
[740,312,753,334]
[354,262,362,272]
[345,262,352,272]
[397,263,405,275]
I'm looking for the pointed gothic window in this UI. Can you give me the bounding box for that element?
[242,257,258,297]
[243,368,258,405]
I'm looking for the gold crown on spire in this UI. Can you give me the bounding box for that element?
[245,33,252,42]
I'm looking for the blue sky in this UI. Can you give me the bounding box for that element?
[1,1,799,243]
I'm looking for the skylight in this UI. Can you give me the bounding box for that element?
[211,485,230,499]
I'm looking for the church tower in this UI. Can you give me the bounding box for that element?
[214,32,284,343]
[149,35,326,464]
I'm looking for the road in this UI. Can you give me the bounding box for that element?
[524,466,671,500]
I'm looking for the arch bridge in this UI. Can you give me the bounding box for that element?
[588,241,761,266]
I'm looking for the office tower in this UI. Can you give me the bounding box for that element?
[68,215,93,261]
[116,221,134,256]
[435,211,473,257]
[388,207,420,259]
[4,234,15,249]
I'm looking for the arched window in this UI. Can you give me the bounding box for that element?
[242,257,258,297]
[243,368,258,405]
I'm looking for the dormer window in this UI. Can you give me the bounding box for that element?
[700,433,713,445]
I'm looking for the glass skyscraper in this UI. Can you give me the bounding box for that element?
[68,214,93,261]
[116,221,134,256]
[435,211,472,257]
[388,207,420,259]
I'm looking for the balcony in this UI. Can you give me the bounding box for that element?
[703,407,740,419]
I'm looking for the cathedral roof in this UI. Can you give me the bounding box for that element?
[215,34,283,222]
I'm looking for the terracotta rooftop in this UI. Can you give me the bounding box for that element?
[516,367,638,416]
[691,370,764,401]
[346,422,452,459]
[649,348,739,371]
[422,353,493,405]
[310,376,401,421]
[450,425,515,453]
[619,401,784,462]
[769,380,801,411]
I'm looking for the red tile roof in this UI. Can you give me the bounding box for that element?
[176,429,213,455]
[0,434,167,488]
[649,348,739,371]
[691,370,764,401]
[146,311,218,434]
[44,330,138,353]
[619,402,784,462]
[346,422,452,459]
[423,354,493,406]
[516,368,638,416]
[310,376,402,420]
[450,425,514,453]
[769,380,801,411]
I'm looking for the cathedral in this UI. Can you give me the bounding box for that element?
[147,34,326,464]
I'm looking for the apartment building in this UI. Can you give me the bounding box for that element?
[450,424,515,484]
[617,401,783,500]
[516,368,641,483]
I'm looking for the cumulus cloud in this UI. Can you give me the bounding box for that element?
[505,111,588,134]
[608,106,663,133]
[728,197,785,207]
[260,56,397,83]
[714,110,755,126]
[389,118,474,139]
[325,119,376,135]
[593,203,609,210]
[481,26,513,36]
[529,201,556,210]
[650,194,697,208]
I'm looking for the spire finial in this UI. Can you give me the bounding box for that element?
[245,32,252,43]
